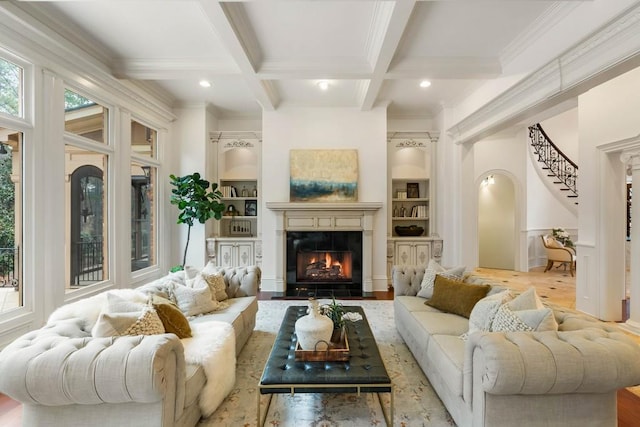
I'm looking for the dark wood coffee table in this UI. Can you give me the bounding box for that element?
[257,305,393,426]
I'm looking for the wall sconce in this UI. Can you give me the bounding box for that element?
[481,174,495,187]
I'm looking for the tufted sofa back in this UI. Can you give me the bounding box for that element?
[201,264,261,297]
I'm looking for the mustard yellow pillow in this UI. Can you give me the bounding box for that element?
[152,295,192,338]
[426,274,491,318]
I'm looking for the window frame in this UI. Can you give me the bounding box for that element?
[130,117,160,277]
[62,85,115,298]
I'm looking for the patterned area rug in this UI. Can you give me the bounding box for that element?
[198,300,455,427]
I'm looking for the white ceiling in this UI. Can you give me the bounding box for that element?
[30,0,567,119]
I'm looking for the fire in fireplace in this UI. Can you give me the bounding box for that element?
[286,231,362,297]
[297,250,352,282]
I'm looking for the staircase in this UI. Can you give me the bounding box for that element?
[528,123,578,206]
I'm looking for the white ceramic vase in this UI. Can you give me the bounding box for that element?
[295,298,333,350]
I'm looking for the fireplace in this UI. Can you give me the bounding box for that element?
[266,201,382,297]
[286,231,362,297]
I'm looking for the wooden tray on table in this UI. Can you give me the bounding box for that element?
[295,329,350,362]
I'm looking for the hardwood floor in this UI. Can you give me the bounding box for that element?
[1,267,639,426]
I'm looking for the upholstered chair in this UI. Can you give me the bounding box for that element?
[541,235,576,276]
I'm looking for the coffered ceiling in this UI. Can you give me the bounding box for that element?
[24,1,584,119]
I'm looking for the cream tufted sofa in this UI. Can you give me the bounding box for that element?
[0,264,261,427]
[393,265,640,427]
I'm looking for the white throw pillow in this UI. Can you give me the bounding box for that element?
[417,259,465,299]
[177,278,229,316]
[466,290,513,336]
[507,287,544,311]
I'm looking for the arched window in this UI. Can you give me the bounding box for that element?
[70,165,104,286]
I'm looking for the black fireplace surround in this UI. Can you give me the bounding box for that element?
[286,231,363,297]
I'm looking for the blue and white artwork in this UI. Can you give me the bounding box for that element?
[290,149,358,202]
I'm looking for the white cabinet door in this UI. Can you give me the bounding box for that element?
[394,240,431,266]
[217,241,255,267]
[414,242,431,266]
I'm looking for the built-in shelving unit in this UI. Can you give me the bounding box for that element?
[386,132,442,285]
[207,132,262,267]
[391,178,429,237]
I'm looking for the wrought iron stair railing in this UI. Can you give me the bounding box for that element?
[528,123,578,200]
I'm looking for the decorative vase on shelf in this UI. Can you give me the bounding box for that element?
[295,298,333,351]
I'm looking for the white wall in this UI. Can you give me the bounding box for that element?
[540,107,579,162]
[460,130,527,271]
[576,65,640,320]
[171,106,210,269]
[478,173,516,269]
[261,106,388,292]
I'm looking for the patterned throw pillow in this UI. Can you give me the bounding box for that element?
[202,273,228,301]
[417,259,465,299]
[91,293,165,337]
[491,304,558,332]
[466,290,513,336]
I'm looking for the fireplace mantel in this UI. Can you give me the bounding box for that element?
[266,201,382,296]
[266,202,383,212]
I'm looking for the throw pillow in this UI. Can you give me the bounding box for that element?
[508,287,544,311]
[417,259,465,299]
[203,273,228,301]
[466,290,514,336]
[173,281,218,317]
[152,295,192,338]
[92,293,165,337]
[491,304,558,332]
[425,275,491,318]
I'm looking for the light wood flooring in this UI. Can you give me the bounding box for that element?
[1,266,639,426]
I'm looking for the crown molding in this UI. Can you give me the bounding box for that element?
[0,3,176,124]
[113,58,239,80]
[447,2,640,144]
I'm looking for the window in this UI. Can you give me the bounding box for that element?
[131,120,156,159]
[64,89,108,144]
[65,148,108,289]
[0,127,22,313]
[64,88,110,291]
[0,57,22,117]
[131,121,157,272]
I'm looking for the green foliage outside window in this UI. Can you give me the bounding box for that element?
[0,152,15,248]
[0,57,21,116]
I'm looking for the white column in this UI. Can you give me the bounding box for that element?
[622,152,640,332]
[272,211,285,296]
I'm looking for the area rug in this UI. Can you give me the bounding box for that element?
[198,300,456,427]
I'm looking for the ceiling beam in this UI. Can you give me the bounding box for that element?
[359,0,416,110]
[197,0,277,110]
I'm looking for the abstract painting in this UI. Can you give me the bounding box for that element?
[290,149,358,202]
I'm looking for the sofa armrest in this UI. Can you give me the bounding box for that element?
[0,327,185,407]
[465,328,640,397]
[392,265,425,296]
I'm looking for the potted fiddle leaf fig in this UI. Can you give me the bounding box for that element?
[170,172,225,268]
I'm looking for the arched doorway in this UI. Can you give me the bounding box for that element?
[478,173,516,270]
[70,165,104,286]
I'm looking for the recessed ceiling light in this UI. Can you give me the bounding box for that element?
[317,80,329,91]
[199,80,212,88]
[419,80,431,88]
